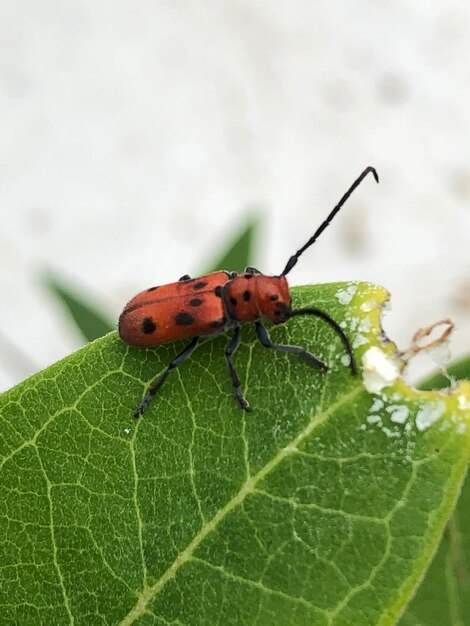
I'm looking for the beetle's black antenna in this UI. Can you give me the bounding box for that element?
[281,166,379,276]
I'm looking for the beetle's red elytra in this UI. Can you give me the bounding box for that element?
[119,166,379,417]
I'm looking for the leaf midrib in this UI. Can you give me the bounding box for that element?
[119,382,364,625]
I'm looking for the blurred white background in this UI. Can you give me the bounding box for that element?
[1,0,469,391]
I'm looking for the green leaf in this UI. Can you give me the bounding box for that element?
[44,272,115,342]
[203,217,259,274]
[399,355,470,626]
[1,282,469,625]
[416,355,470,392]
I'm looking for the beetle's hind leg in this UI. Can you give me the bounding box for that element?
[224,326,251,411]
[255,321,328,370]
[135,336,200,418]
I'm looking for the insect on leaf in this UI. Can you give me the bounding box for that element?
[1,282,469,625]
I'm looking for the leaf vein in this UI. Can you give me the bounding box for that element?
[118,383,364,625]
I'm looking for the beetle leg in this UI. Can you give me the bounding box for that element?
[255,321,328,370]
[135,336,200,418]
[224,326,251,411]
[178,274,192,281]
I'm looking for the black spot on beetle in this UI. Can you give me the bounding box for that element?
[190,298,203,307]
[142,317,157,334]
[147,286,159,292]
[243,290,251,302]
[194,281,207,290]
[270,294,279,301]
[210,317,226,328]
[274,310,282,317]
[175,311,195,325]
[214,285,223,297]
[230,297,237,306]
[244,274,253,279]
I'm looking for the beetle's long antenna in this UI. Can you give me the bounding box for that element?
[286,307,357,375]
[281,166,379,276]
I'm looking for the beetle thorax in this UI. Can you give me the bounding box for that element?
[223,274,291,323]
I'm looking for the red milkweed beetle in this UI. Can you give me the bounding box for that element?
[119,166,378,417]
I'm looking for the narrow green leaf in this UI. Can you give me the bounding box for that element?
[399,355,470,626]
[44,273,115,342]
[1,283,469,625]
[416,355,470,392]
[203,217,259,274]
